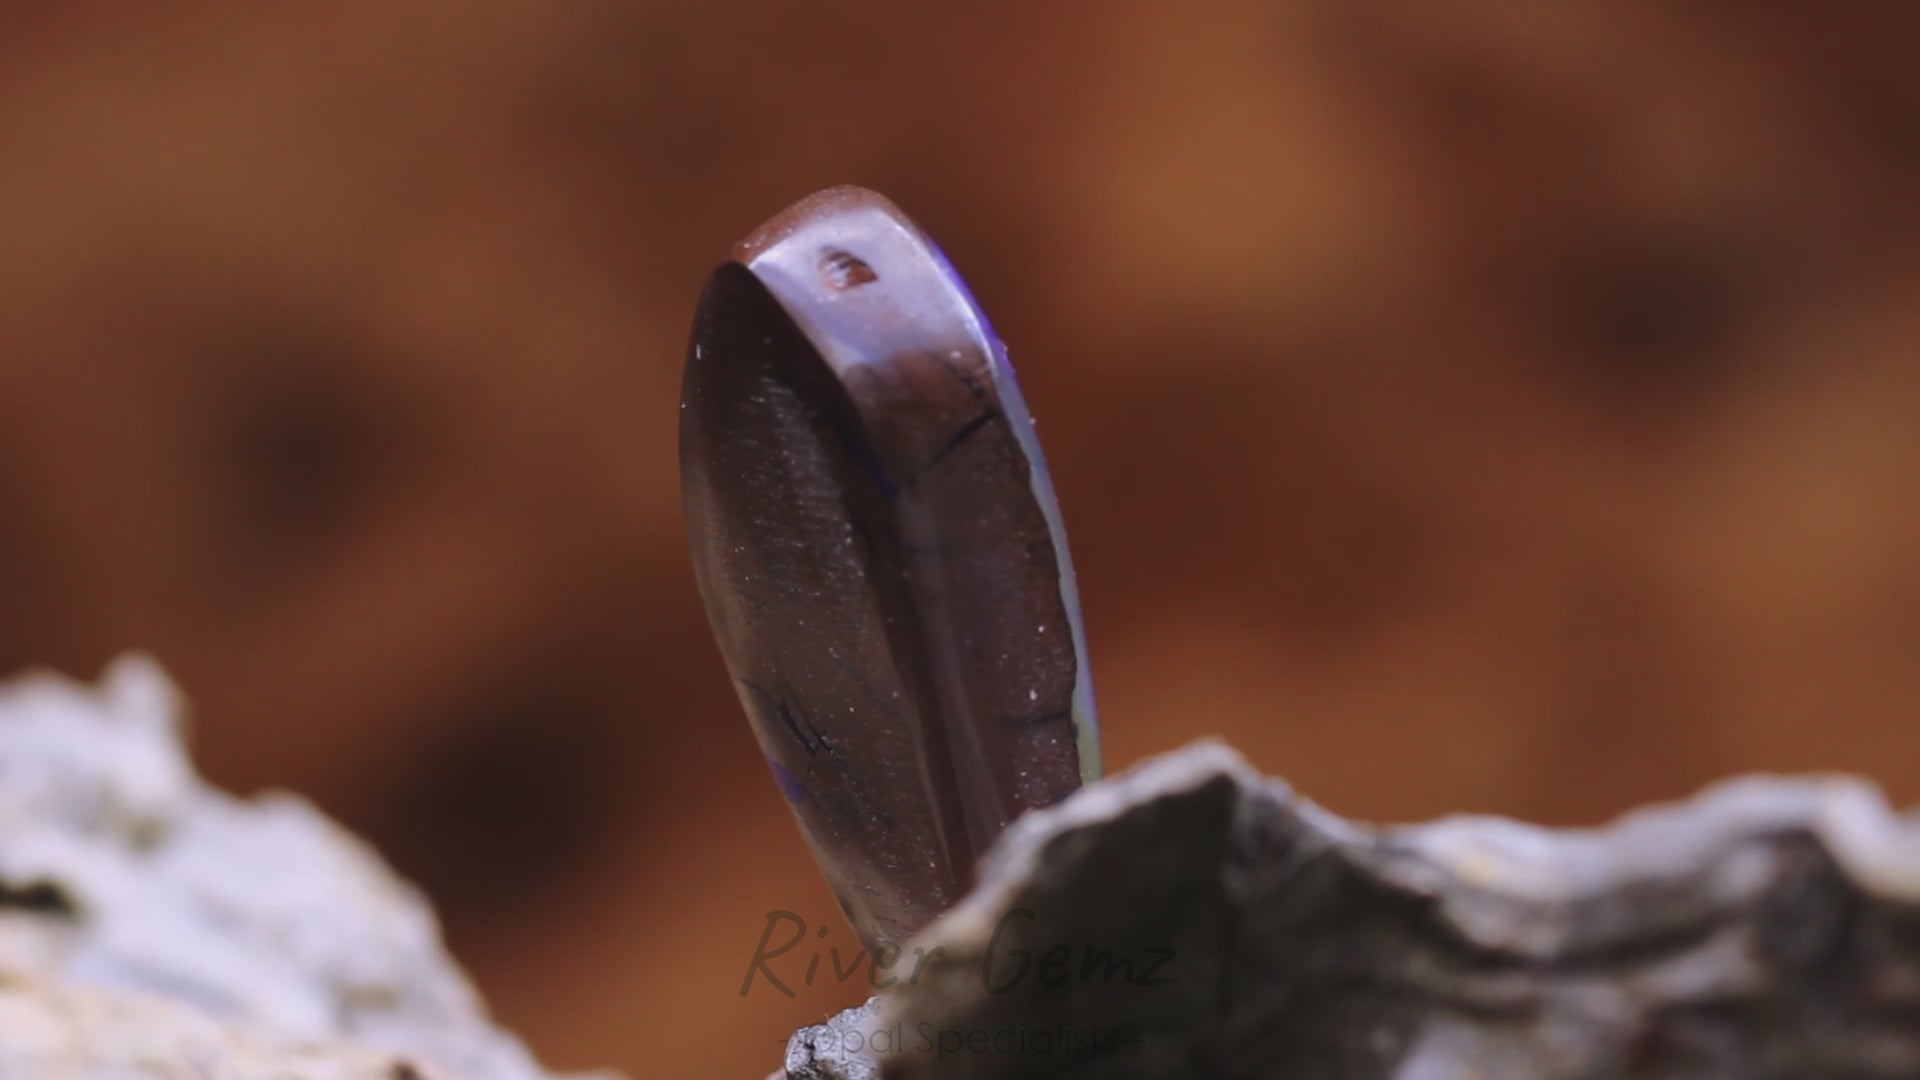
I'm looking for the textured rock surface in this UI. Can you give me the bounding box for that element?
[785,742,1920,1079]
[0,656,616,1080]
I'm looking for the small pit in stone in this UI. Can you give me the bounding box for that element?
[819,248,878,290]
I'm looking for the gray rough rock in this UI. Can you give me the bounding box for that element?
[784,742,1920,1079]
[0,655,618,1080]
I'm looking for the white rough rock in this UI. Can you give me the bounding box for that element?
[0,655,619,1080]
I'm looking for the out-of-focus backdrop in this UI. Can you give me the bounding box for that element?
[4,3,1919,1075]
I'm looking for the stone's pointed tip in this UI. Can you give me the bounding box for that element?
[800,183,893,208]
[730,185,916,266]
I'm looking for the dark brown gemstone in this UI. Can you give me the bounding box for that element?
[679,186,1099,948]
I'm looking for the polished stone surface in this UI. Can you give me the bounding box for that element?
[680,187,1099,949]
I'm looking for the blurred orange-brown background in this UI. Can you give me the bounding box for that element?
[4,3,1919,1076]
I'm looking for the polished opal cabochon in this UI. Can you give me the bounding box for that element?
[680,186,1098,948]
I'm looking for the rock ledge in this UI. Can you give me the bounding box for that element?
[787,741,1920,1079]
[0,656,617,1080]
